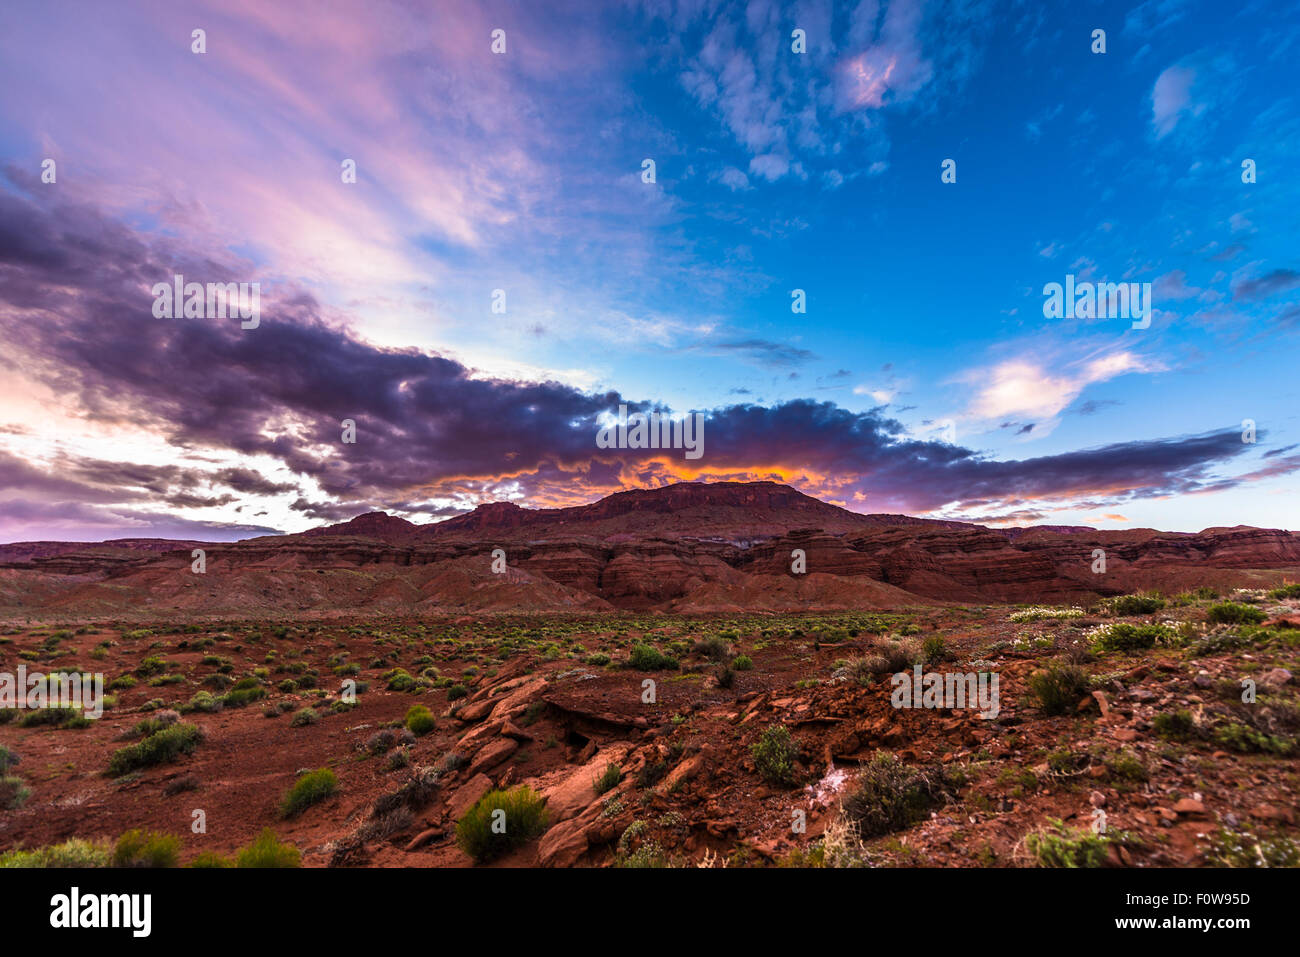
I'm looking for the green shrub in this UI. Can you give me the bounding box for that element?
[446,683,469,701]
[107,723,203,776]
[1267,584,1300,600]
[840,753,954,838]
[1153,709,1198,741]
[111,829,181,868]
[0,838,110,868]
[732,655,754,671]
[180,691,224,714]
[1027,661,1089,715]
[1092,622,1172,653]
[289,707,319,727]
[385,668,416,692]
[234,828,301,868]
[455,786,548,863]
[405,704,435,736]
[1212,722,1295,755]
[750,725,801,787]
[279,768,338,818]
[134,655,168,677]
[1207,602,1267,625]
[221,679,265,708]
[922,635,949,664]
[629,644,679,671]
[0,745,19,774]
[19,706,89,728]
[1108,594,1166,616]
[0,776,30,810]
[594,763,622,795]
[188,851,233,868]
[1025,819,1110,867]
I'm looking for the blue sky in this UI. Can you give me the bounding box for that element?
[0,0,1297,539]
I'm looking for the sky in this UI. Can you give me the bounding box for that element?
[0,0,1298,542]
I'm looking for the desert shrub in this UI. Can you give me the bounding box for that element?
[111,829,181,868]
[750,725,801,787]
[372,766,440,816]
[594,763,622,795]
[1207,602,1267,625]
[629,644,679,671]
[586,652,611,666]
[922,635,950,664]
[1153,709,1199,741]
[635,759,668,789]
[1025,820,1109,867]
[843,655,891,685]
[839,753,953,838]
[405,704,435,736]
[446,683,469,701]
[732,654,754,671]
[364,730,397,755]
[180,691,224,714]
[0,745,18,774]
[188,851,233,868]
[19,706,89,728]
[1008,606,1083,622]
[455,786,548,863]
[125,709,180,739]
[1027,661,1089,715]
[1205,826,1300,867]
[221,678,265,709]
[693,636,732,662]
[108,723,203,776]
[1268,583,1300,600]
[1091,622,1171,653]
[0,838,110,868]
[385,668,416,692]
[279,768,338,818]
[1107,593,1166,616]
[277,679,298,693]
[869,637,923,672]
[234,828,300,868]
[289,707,319,727]
[0,776,30,810]
[1212,722,1295,756]
[438,752,468,773]
[134,655,168,677]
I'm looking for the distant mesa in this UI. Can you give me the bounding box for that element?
[1,481,1297,616]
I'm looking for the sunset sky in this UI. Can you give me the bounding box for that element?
[1,0,1298,542]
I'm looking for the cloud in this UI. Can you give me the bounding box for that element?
[0,185,1283,532]
[1232,268,1300,301]
[1151,64,1202,138]
[962,352,1157,425]
[701,339,818,368]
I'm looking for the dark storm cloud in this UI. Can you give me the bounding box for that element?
[0,181,1288,525]
[702,339,818,367]
[1232,268,1300,301]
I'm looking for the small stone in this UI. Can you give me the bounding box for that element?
[1260,668,1293,689]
